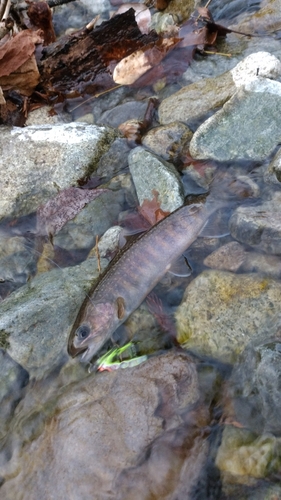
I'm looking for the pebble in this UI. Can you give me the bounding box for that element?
[142,121,192,162]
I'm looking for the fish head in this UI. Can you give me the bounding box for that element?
[70,301,118,363]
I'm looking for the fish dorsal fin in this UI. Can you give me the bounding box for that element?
[116,296,126,319]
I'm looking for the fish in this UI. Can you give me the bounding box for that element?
[68,175,256,363]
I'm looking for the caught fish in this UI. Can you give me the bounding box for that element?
[68,175,255,363]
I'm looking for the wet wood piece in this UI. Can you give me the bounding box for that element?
[39,8,160,97]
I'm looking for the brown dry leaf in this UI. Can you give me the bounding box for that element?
[36,240,55,273]
[27,1,56,46]
[113,36,179,85]
[0,54,40,95]
[37,187,109,236]
[138,190,170,226]
[0,29,43,77]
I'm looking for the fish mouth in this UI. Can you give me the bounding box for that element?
[68,343,88,358]
[81,347,91,362]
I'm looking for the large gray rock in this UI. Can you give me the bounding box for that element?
[0,351,208,500]
[175,270,281,363]
[159,52,281,125]
[0,256,107,377]
[229,192,281,254]
[189,78,281,161]
[128,146,184,212]
[0,123,117,220]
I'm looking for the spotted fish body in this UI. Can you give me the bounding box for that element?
[68,196,224,363]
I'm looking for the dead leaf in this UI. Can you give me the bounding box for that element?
[0,54,40,95]
[27,1,56,46]
[113,36,179,85]
[138,190,170,226]
[37,187,109,236]
[0,29,42,77]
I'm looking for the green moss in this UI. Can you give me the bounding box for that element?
[0,330,10,350]
[86,128,120,175]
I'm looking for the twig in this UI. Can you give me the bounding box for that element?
[203,50,232,57]
[204,0,213,8]
[86,15,99,32]
[195,0,213,23]
[0,0,9,21]
[95,235,101,274]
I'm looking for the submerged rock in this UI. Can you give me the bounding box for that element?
[53,189,125,252]
[0,256,107,378]
[216,425,281,483]
[175,270,281,363]
[0,235,37,299]
[204,241,281,278]
[0,351,208,500]
[159,71,234,125]
[264,147,281,186]
[96,137,130,179]
[203,241,247,272]
[229,192,281,254]
[226,327,281,435]
[96,100,149,127]
[231,0,281,34]
[128,146,184,212]
[0,123,117,220]
[0,350,29,440]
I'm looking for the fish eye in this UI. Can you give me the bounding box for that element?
[76,324,91,341]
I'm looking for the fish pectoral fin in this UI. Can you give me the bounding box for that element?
[116,296,126,319]
[198,211,230,239]
[167,255,192,277]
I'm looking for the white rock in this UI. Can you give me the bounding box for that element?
[231,51,281,87]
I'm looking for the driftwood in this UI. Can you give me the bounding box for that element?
[39,9,162,98]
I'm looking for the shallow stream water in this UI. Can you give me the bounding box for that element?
[1,0,281,498]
